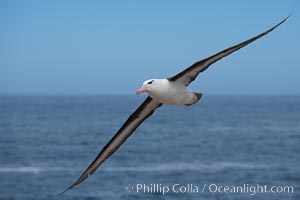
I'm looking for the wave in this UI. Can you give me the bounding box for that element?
[0,166,66,174]
[0,161,267,174]
[104,161,267,172]
[0,166,42,173]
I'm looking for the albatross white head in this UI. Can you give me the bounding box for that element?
[136,79,158,95]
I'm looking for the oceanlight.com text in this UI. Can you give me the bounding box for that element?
[124,183,294,196]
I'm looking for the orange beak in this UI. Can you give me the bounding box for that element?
[136,85,147,95]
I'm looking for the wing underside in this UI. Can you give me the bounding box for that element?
[59,96,162,195]
[168,16,289,86]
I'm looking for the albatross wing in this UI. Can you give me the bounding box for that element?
[59,96,162,195]
[168,16,290,86]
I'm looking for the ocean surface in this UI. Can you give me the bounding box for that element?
[0,95,299,200]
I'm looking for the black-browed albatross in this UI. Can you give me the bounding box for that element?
[60,16,289,195]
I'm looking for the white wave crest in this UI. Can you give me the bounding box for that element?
[0,166,67,174]
[0,161,267,174]
[0,166,42,174]
[105,161,267,172]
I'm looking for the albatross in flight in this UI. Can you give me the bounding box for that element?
[60,16,289,194]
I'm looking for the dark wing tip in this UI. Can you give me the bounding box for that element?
[286,13,292,20]
[57,184,75,196]
[57,173,89,196]
[271,14,291,30]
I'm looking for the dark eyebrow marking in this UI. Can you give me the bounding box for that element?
[147,80,154,84]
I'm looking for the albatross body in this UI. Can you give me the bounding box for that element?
[59,16,289,195]
[136,79,202,106]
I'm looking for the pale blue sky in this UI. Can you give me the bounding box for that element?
[0,0,299,95]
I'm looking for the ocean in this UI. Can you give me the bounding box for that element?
[0,95,299,200]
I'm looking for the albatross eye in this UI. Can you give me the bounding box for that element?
[147,80,154,84]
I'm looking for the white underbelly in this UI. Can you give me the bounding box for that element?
[149,80,196,105]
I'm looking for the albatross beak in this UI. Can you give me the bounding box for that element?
[136,85,147,95]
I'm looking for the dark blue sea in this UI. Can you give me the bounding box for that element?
[0,95,299,200]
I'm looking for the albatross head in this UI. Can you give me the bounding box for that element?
[136,79,157,95]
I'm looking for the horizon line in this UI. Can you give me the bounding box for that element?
[1,93,300,97]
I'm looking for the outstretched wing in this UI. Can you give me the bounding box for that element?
[59,96,162,195]
[168,16,289,86]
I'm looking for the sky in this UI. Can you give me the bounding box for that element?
[0,0,299,95]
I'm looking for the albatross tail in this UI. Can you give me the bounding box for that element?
[185,92,203,106]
